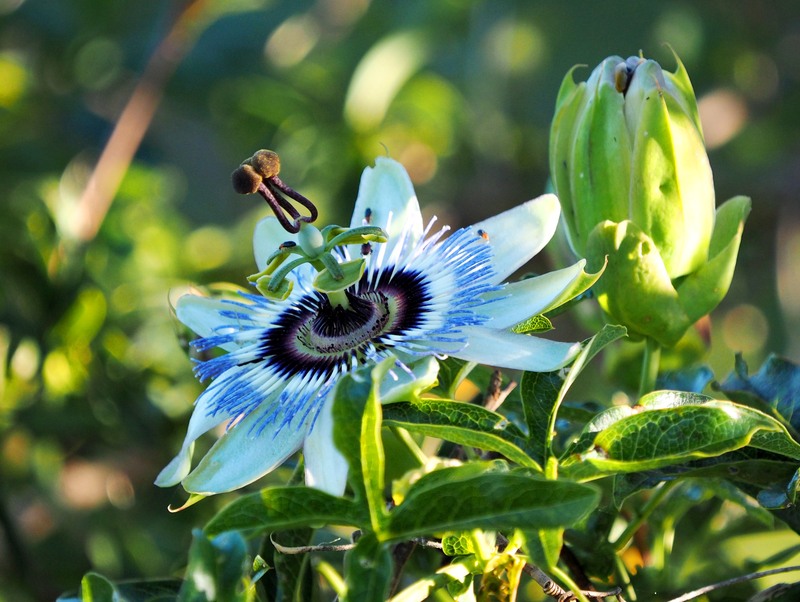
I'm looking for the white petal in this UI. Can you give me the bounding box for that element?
[456,326,580,372]
[182,406,311,495]
[254,216,299,271]
[470,194,561,284]
[154,400,228,487]
[176,296,245,351]
[480,260,588,329]
[349,157,423,258]
[303,395,348,496]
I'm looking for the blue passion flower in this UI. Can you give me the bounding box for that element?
[157,157,594,497]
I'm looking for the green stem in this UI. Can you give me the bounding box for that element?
[389,426,428,466]
[638,336,661,399]
[613,554,637,602]
[612,481,679,553]
[316,560,346,597]
[549,566,590,602]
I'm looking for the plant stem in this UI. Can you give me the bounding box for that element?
[638,337,661,399]
[389,426,428,466]
[549,566,590,602]
[612,481,679,553]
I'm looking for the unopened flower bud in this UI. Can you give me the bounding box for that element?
[549,51,750,346]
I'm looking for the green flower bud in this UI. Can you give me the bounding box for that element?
[550,52,750,346]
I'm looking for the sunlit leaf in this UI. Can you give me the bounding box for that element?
[562,392,799,480]
[382,399,538,470]
[386,465,599,540]
[204,488,365,536]
[333,360,391,533]
[521,324,627,468]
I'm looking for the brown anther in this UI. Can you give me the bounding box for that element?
[231,164,262,194]
[249,149,281,179]
[477,229,490,241]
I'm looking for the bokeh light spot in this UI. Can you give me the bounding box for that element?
[698,88,748,149]
[722,304,769,354]
[265,14,320,68]
[10,337,40,381]
[0,52,28,107]
[484,20,546,74]
[652,6,704,63]
[186,226,233,271]
[734,51,779,102]
[345,31,428,131]
[74,37,123,90]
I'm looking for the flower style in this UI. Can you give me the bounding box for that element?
[157,157,597,497]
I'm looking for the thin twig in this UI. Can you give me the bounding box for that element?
[271,535,355,555]
[496,533,624,602]
[666,565,800,602]
[270,535,444,555]
[484,369,517,412]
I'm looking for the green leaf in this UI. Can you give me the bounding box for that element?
[430,356,475,399]
[389,557,479,602]
[524,528,563,571]
[332,369,375,499]
[204,487,365,536]
[178,529,248,602]
[343,533,392,602]
[382,400,539,470]
[386,465,599,540]
[720,353,800,440]
[264,528,314,602]
[79,573,115,602]
[521,324,626,468]
[611,446,800,508]
[511,313,553,334]
[58,578,183,602]
[332,361,390,533]
[441,532,475,556]
[519,370,563,468]
[561,393,796,480]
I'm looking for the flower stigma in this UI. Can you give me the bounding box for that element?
[231,149,319,233]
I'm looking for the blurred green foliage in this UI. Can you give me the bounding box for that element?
[1,0,800,600]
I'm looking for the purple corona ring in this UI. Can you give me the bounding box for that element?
[157,157,593,497]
